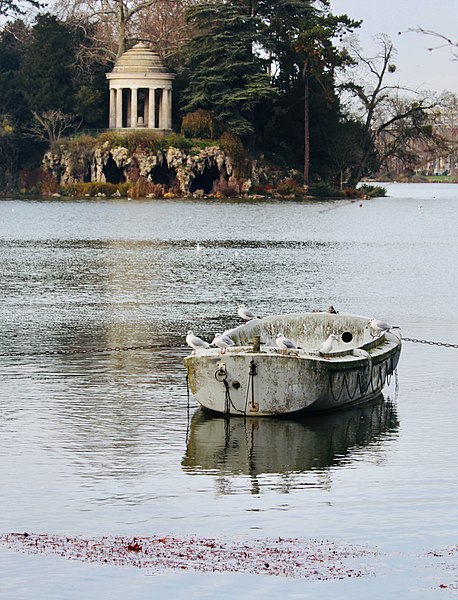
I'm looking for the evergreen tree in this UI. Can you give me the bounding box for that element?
[256,1,359,183]
[180,2,275,138]
[180,0,358,183]
[19,14,76,114]
[0,20,29,121]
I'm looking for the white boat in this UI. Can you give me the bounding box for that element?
[184,312,401,416]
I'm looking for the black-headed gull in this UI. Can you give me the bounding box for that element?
[369,318,391,337]
[319,334,339,354]
[211,333,235,354]
[276,333,298,353]
[237,304,259,322]
[186,330,210,354]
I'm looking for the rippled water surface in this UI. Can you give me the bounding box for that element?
[1,184,457,599]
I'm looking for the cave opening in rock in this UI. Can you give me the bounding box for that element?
[190,163,220,194]
[152,158,174,186]
[82,166,91,183]
[103,155,125,184]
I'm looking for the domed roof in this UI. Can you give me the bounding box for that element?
[112,43,169,74]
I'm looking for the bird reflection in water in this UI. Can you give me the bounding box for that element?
[182,396,399,495]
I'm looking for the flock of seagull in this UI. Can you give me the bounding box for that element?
[186,305,392,356]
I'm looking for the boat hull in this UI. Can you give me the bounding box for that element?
[184,313,401,416]
[185,342,400,416]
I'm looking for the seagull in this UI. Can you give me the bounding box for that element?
[369,318,391,337]
[237,304,260,322]
[186,330,210,354]
[319,334,339,354]
[276,333,298,353]
[211,333,235,354]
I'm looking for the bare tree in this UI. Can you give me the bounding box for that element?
[0,0,43,18]
[135,0,196,60]
[26,110,80,144]
[341,35,439,185]
[405,27,458,59]
[55,0,193,60]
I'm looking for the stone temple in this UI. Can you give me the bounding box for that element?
[106,43,175,130]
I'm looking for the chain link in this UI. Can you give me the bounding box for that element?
[402,337,458,349]
[1,336,456,358]
[0,343,185,358]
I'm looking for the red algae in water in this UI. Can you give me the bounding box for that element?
[0,533,377,580]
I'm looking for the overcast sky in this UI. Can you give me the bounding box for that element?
[330,0,458,94]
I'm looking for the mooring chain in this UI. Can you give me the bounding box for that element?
[1,336,456,359]
[0,343,185,358]
[402,337,458,349]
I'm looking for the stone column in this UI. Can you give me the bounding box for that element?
[167,88,172,129]
[109,88,116,128]
[157,89,162,129]
[148,88,156,129]
[115,87,123,128]
[130,87,138,128]
[162,88,169,130]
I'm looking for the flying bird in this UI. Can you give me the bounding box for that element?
[369,318,391,337]
[319,334,339,354]
[276,333,298,353]
[186,330,210,354]
[211,333,235,354]
[237,305,260,322]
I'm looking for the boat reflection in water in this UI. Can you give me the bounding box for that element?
[182,396,399,494]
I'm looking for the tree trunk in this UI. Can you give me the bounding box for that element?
[347,142,373,187]
[116,3,127,60]
[303,60,310,187]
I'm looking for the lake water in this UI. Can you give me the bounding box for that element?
[0,183,457,599]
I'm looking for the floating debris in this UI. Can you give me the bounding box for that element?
[0,533,378,580]
[424,545,458,591]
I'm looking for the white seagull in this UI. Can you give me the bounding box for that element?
[237,304,260,322]
[369,318,391,337]
[186,330,210,354]
[319,334,339,354]
[276,333,298,353]
[211,332,235,354]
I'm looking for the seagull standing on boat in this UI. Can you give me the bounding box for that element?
[186,330,210,354]
[369,318,391,337]
[319,333,339,354]
[237,305,259,322]
[276,333,298,354]
[211,333,235,354]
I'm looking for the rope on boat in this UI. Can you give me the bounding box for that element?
[214,365,245,416]
[244,360,258,414]
[329,357,395,403]
[223,379,246,416]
